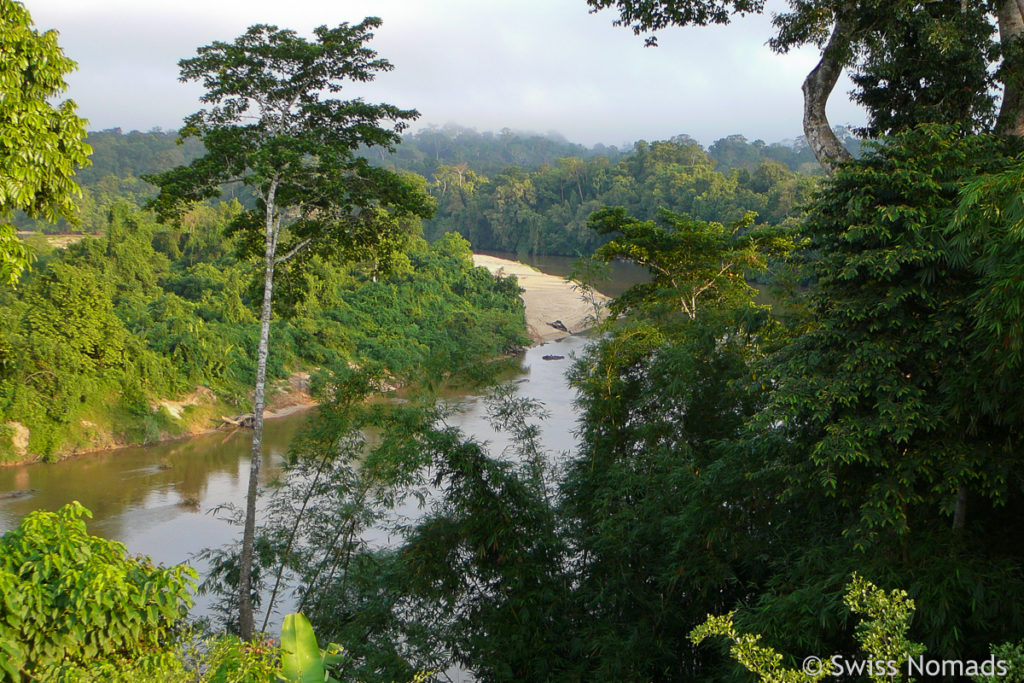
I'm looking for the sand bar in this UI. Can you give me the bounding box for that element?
[472,254,609,344]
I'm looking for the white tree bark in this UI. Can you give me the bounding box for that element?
[238,179,279,639]
[802,15,856,175]
[997,0,1024,136]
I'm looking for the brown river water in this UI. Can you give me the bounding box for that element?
[0,336,590,625]
[0,254,640,626]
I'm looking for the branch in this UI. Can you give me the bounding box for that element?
[275,238,312,264]
[691,261,735,301]
[802,13,856,174]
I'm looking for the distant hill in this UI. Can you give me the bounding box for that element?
[74,128,206,184]
[372,124,627,177]
[12,125,858,236]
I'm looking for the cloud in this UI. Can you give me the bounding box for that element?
[29,0,865,145]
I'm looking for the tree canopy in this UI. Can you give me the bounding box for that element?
[0,0,90,284]
[147,19,433,267]
[588,0,1024,171]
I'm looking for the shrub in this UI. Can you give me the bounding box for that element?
[0,501,195,681]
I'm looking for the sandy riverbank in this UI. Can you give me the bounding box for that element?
[472,254,609,344]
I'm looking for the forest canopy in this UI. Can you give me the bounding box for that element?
[13,125,846,261]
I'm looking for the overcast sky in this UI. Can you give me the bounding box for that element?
[29,0,866,148]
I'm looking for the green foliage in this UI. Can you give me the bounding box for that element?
[586,0,765,41]
[146,18,433,268]
[692,612,832,682]
[195,368,527,680]
[0,0,91,284]
[0,225,31,287]
[287,263,784,681]
[9,129,215,235]
[323,386,573,681]
[196,634,281,683]
[76,128,206,186]
[851,1,997,137]
[0,501,195,681]
[736,125,1024,660]
[148,20,440,636]
[561,302,787,679]
[952,155,1024,384]
[385,124,627,178]
[297,181,798,680]
[182,615,429,683]
[381,124,1021,680]
[976,641,1024,683]
[589,205,795,318]
[203,120,1024,677]
[844,574,925,679]
[424,138,819,256]
[384,392,573,680]
[535,201,796,678]
[760,126,1022,541]
[13,125,831,246]
[691,575,924,683]
[706,132,855,174]
[0,198,525,462]
[0,499,445,682]
[194,370,567,680]
[279,613,345,683]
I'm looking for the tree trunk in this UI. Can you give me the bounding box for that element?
[953,485,968,531]
[803,15,856,174]
[238,184,279,640]
[997,0,1024,136]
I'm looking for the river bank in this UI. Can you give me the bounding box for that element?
[1,253,608,467]
[0,334,593,633]
[472,254,609,343]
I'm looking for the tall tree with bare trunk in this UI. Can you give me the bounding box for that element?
[147,18,432,639]
[997,0,1024,135]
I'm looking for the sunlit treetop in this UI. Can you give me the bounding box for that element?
[0,0,91,285]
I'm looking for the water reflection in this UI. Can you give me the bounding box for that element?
[0,415,306,564]
[0,336,589,592]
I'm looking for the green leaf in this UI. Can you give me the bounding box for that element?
[279,612,327,683]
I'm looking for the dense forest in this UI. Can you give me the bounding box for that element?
[420,136,820,255]
[4,0,1024,681]
[13,125,848,258]
[0,206,526,462]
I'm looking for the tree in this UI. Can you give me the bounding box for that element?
[586,0,1023,171]
[588,206,794,319]
[850,0,997,138]
[0,0,91,285]
[692,575,926,683]
[556,207,795,679]
[745,126,1024,659]
[147,18,433,639]
[0,502,194,679]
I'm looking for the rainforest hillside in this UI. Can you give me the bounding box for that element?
[14,126,853,257]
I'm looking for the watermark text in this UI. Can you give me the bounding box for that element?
[801,654,1009,678]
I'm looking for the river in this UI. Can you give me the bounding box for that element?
[0,335,590,625]
[0,253,631,628]
[0,334,588,546]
